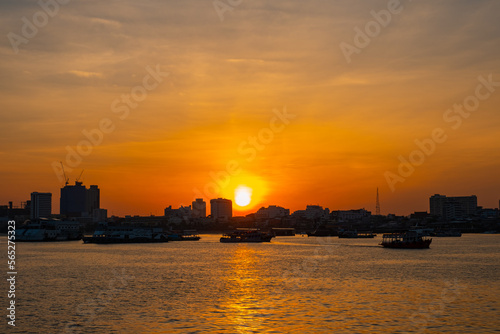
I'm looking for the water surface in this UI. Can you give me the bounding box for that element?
[2,234,499,333]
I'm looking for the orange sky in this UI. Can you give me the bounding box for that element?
[1,1,499,216]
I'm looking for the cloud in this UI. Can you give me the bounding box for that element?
[67,70,103,78]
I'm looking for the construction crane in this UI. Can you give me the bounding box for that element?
[60,161,69,186]
[76,169,84,183]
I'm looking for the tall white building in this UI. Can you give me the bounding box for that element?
[210,198,232,221]
[30,192,52,219]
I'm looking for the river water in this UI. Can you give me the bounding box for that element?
[1,234,499,333]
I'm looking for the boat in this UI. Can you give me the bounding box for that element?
[380,231,432,249]
[338,230,376,238]
[220,230,274,243]
[430,229,462,237]
[16,219,83,242]
[83,222,169,244]
[271,228,296,236]
[307,228,338,237]
[408,227,434,236]
[168,230,201,241]
[179,233,201,241]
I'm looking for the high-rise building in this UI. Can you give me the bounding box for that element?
[429,194,446,217]
[429,194,477,220]
[60,182,100,217]
[30,192,52,219]
[192,198,207,218]
[86,185,100,215]
[210,198,232,221]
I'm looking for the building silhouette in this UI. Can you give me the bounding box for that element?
[210,198,232,221]
[332,209,371,222]
[92,208,107,223]
[292,205,330,220]
[86,185,100,216]
[164,205,192,218]
[430,194,477,220]
[192,198,206,218]
[255,205,289,220]
[0,201,30,219]
[60,181,100,217]
[30,192,52,219]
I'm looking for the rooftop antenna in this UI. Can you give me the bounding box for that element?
[60,161,69,186]
[376,187,381,216]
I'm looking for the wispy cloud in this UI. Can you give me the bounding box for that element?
[67,70,103,78]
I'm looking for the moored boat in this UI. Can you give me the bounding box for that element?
[380,231,432,249]
[168,230,201,241]
[179,233,201,241]
[16,219,83,242]
[338,230,376,238]
[431,229,462,237]
[307,228,338,237]
[220,230,274,243]
[83,222,169,244]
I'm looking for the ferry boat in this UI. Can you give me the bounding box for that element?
[380,231,432,249]
[168,230,201,241]
[16,219,83,242]
[178,233,201,241]
[220,230,274,243]
[83,223,169,244]
[338,230,376,238]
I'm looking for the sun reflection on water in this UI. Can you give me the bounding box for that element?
[223,246,268,333]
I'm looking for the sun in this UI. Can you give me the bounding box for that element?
[218,171,267,211]
[235,186,252,207]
